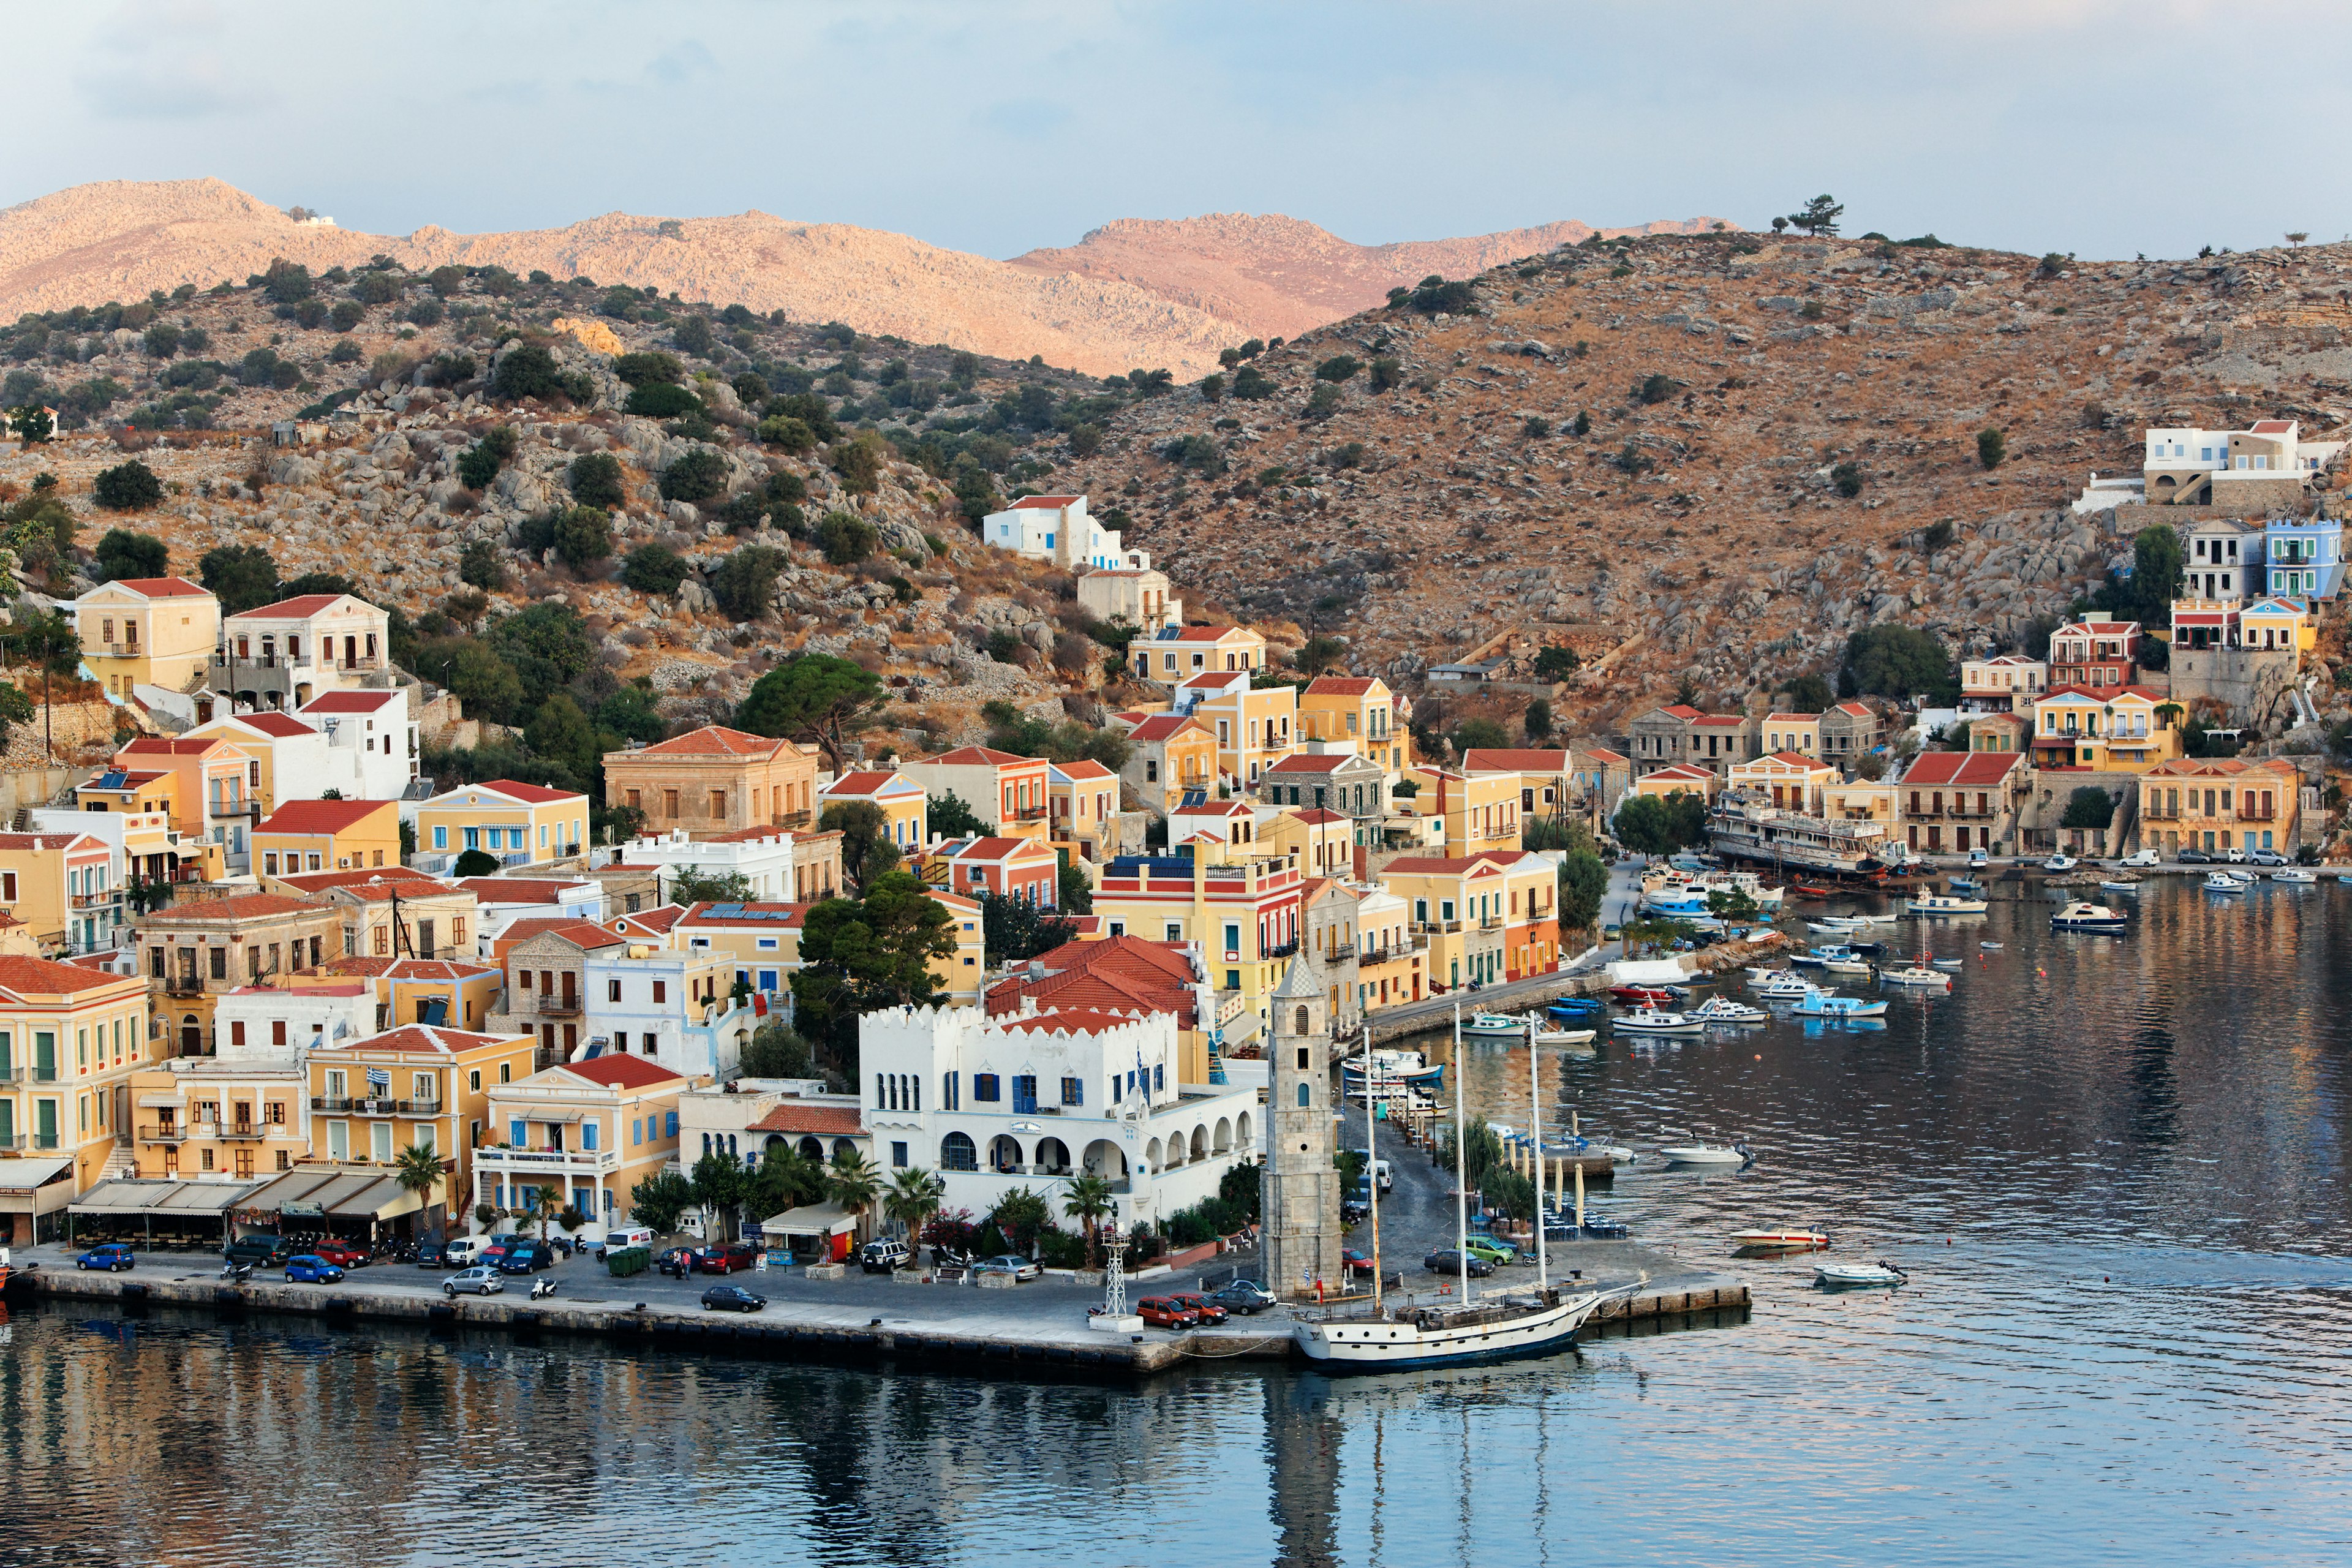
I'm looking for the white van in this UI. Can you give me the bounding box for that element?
[597,1227,656,1260]
[442,1236,489,1269]
[1374,1159,1394,1194]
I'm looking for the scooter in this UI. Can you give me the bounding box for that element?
[529,1276,560,1300]
[219,1262,252,1284]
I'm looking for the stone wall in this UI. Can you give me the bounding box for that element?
[2168,646,2301,725]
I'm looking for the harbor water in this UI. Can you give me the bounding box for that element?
[4,878,2350,1566]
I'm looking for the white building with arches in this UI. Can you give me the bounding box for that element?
[858,1001,1260,1236]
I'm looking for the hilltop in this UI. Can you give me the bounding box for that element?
[1047,232,2352,731]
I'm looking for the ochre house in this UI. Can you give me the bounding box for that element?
[72,576,219,701]
[0,955,154,1240]
[603,725,821,835]
[415,779,590,868]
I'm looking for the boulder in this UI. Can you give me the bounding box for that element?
[268,454,322,486]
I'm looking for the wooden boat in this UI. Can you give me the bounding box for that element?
[1790,883,1839,899]
[2051,900,2128,930]
[1730,1227,1830,1251]
[1816,1260,1908,1290]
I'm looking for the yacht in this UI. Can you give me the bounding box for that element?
[2051,900,2129,930]
[1615,1008,1706,1036]
[1791,988,1888,1019]
[1905,893,1987,915]
[1689,995,1769,1025]
[1659,1141,1753,1167]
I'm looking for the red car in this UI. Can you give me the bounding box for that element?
[1136,1297,1200,1329]
[1166,1292,1227,1325]
[694,1244,758,1275]
[307,1238,371,1268]
[1340,1248,1376,1278]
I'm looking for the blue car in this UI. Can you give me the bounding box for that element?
[284,1254,347,1285]
[75,1243,135,1272]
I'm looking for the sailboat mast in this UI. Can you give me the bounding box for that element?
[1453,1003,1470,1305]
[1529,1020,1546,1291]
[1363,1028,1381,1315]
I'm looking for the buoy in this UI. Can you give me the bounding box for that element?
[1754,1054,1762,1060]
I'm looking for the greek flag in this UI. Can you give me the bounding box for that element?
[365,1068,390,1094]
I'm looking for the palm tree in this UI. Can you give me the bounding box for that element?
[1062,1172,1116,1268]
[824,1148,882,1245]
[393,1142,446,1236]
[750,1145,825,1224]
[882,1167,945,1253]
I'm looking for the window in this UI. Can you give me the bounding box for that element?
[582,1122,598,1152]
[432,826,447,850]
[1296,1082,1311,1107]
[1153,1065,1164,1093]
[974,1072,1001,1102]
[943,1071,959,1110]
[509,1118,526,1145]
[652,980,666,1003]
[469,1069,481,1092]
[608,978,622,1003]
[1061,1076,1083,1106]
[941,1132,978,1171]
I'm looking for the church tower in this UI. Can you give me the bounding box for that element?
[1262,957,1341,1297]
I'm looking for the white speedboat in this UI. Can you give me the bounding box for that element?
[1689,996,1768,1025]
[1659,1142,1753,1167]
[1462,1012,1536,1037]
[2043,854,2078,872]
[1980,941,2003,950]
[2271,867,2318,884]
[2051,900,2128,931]
[1533,1025,1597,1046]
[1751,972,1814,1000]
[1822,956,1874,976]
[1615,1009,1705,1036]
[1816,1260,1907,1290]
[1930,958,1965,970]
[1804,919,1866,937]
[1877,965,1951,989]
[2098,880,2141,894]
[2201,872,2245,895]
[1906,894,1987,915]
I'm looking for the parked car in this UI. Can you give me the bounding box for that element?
[1136,1296,1200,1329]
[441,1236,488,1269]
[307,1239,370,1269]
[1423,1250,1496,1278]
[2249,848,2291,867]
[1167,1291,1228,1325]
[223,1235,291,1267]
[596,1227,656,1261]
[444,1267,505,1297]
[2220,847,2247,864]
[693,1243,758,1275]
[1207,1279,1278,1316]
[701,1283,767,1313]
[1462,1236,1517,1265]
[1373,1159,1393,1194]
[496,1241,556,1275]
[656,1246,697,1278]
[2177,847,2214,864]
[477,1235,524,1267]
[859,1238,911,1274]
[284,1255,347,1285]
[1339,1248,1378,1278]
[972,1254,1041,1282]
[75,1243,135,1273]
[413,1242,447,1269]
[2121,848,2162,867]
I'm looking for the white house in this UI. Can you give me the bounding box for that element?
[619,826,803,903]
[213,592,396,713]
[2143,420,2345,505]
[857,1001,1259,1234]
[296,688,420,802]
[213,981,378,1057]
[582,947,756,1082]
[979,494,1139,573]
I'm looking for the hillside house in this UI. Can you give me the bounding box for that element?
[1076,565,1180,633]
[1115,714,1219,818]
[1897,751,2026,856]
[211,592,393,713]
[1132,625,1268,682]
[2137,757,2301,857]
[2047,615,2143,692]
[72,576,219,703]
[981,494,1134,571]
[2181,518,2264,602]
[602,726,821,835]
[1960,655,2047,714]
[2143,420,2344,507]
[2264,514,2345,604]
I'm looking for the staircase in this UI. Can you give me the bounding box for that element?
[99,1141,138,1180]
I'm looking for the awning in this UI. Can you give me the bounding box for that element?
[69,1176,262,1216]
[756,1201,857,1238]
[0,1156,74,1194]
[233,1164,423,1222]
[0,1156,77,1216]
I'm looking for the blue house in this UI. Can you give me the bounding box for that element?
[2263,514,2345,603]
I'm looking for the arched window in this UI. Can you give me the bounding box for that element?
[1293,1005,1310,1036]
[1296,1082,1311,1107]
[940,1131,978,1172]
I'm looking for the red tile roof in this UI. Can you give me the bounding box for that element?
[1460,748,1570,772]
[1654,704,1704,720]
[281,867,446,898]
[1264,753,1362,775]
[1831,701,1876,718]
[473,778,582,804]
[1690,715,1749,729]
[950,835,1054,861]
[1381,855,1506,876]
[1174,799,1252,816]
[925,745,1036,767]
[625,725,787,758]
[1127,714,1212,743]
[0,831,104,853]
[500,918,624,950]
[825,770,910,796]
[230,593,350,619]
[140,893,332,924]
[2250,420,2294,434]
[1303,677,1378,696]
[606,904,688,936]
[0,954,138,997]
[1762,712,1820,724]
[120,737,234,757]
[256,799,393,836]
[300,690,401,714]
[382,959,497,981]
[1008,494,1082,509]
[323,1025,521,1057]
[102,576,209,598]
[1052,760,1115,780]
[560,1054,686,1090]
[748,1102,866,1136]
[1169,625,1251,643]
[1290,808,1349,824]
[1900,751,2025,788]
[458,878,589,903]
[235,712,317,737]
[1749,750,1833,769]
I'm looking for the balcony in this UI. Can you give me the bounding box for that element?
[475,1146,619,1175]
[1006,806,1049,823]
[1413,920,1463,935]
[533,999,583,1018]
[312,1096,350,1112]
[71,890,120,910]
[1262,940,1300,960]
[139,1124,186,1142]
[1478,916,1504,930]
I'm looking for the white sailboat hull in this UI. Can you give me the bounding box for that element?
[1295,1289,1607,1371]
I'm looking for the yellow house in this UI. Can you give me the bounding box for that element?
[181,710,328,815]
[253,798,402,878]
[307,1023,539,1218]
[1117,713,1221,817]
[1352,886,1427,1014]
[603,725,821,835]
[72,576,219,701]
[1379,853,1558,991]
[1178,669,1297,790]
[273,866,478,963]
[1631,762,1721,803]
[1401,766,1523,858]
[0,831,118,957]
[1822,778,1899,827]
[1727,752,1841,815]
[927,889,986,1004]
[1131,624,1267,682]
[1259,806,1356,881]
[0,954,153,1234]
[416,778,590,868]
[817,769,929,854]
[1757,712,1823,758]
[477,1052,692,1234]
[112,735,261,856]
[676,902,805,1006]
[2029,687,2181,772]
[1298,676,1411,777]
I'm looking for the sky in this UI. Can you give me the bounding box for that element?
[12,0,2351,262]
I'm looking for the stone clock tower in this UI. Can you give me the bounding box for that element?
[1262,957,1341,1297]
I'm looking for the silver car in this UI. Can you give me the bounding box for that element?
[973,1254,1041,1282]
[443,1265,505,1298]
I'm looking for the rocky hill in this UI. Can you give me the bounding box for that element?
[0,179,1719,380]
[1047,232,2352,732]
[1005,213,1733,342]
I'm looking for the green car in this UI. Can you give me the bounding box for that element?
[1463,1236,1517,1265]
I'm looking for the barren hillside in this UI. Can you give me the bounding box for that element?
[1006,213,1733,341]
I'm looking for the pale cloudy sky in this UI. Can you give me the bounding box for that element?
[12,0,2350,260]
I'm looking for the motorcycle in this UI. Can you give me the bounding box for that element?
[219,1262,252,1284]
[529,1277,560,1300]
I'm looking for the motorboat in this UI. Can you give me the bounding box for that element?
[1815,1260,1908,1290]
[1547,997,1603,1016]
[1980,941,2003,950]
[1822,954,1874,975]
[1615,1008,1706,1036]
[1689,996,1768,1025]
[1643,889,1713,916]
[1463,1012,1537,1037]
[1745,965,1789,982]
[2271,867,2319,884]
[1751,971,1814,999]
[1877,965,1951,989]
[2043,854,2078,872]
[1659,1141,1753,1167]
[1945,876,1982,894]
[1730,1228,1830,1251]
[2098,880,2141,893]
[1931,957,1965,970]
[1787,950,1828,969]
[2201,872,2245,895]
[1844,940,1887,956]
[1343,1048,1444,1091]
[2052,900,2129,930]
[1905,894,1987,915]
[1790,988,1888,1019]
[1534,1025,1597,1046]
[1608,984,1682,1005]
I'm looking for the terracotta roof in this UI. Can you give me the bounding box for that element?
[624,725,786,758]
[924,745,1036,767]
[256,799,393,836]
[747,1102,865,1136]
[457,878,590,903]
[309,956,397,978]
[0,954,137,997]
[607,905,688,935]
[1901,752,2025,788]
[140,894,331,924]
[1289,808,1349,824]
[322,1025,521,1057]
[1381,854,1502,876]
[471,778,582,804]
[230,981,368,998]
[1000,1007,1156,1036]
[558,1054,685,1091]
[1051,760,1115,780]
[1573,745,1629,765]
[1174,799,1253,816]
[502,918,624,951]
[229,593,352,619]
[929,889,981,914]
[281,867,447,899]
[1008,494,1082,509]
[824,770,913,796]
[300,690,401,714]
[1460,748,1570,772]
[1127,714,1212,743]
[1653,704,1703,720]
[2144,756,2298,779]
[120,737,233,757]
[678,901,808,929]
[1744,750,1834,769]
[1169,625,1253,643]
[1642,763,1717,783]
[99,576,209,598]
[1830,702,1876,718]
[382,959,497,982]
[1690,715,1749,729]
[0,832,104,853]
[2250,420,2294,434]
[1177,669,1249,692]
[1303,677,1378,696]
[1762,713,1820,725]
[950,835,1053,861]
[2037,685,2166,704]
[234,712,317,737]
[1265,753,1360,775]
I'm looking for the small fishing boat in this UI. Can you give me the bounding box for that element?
[2043,854,2078,872]
[1689,996,1768,1025]
[1905,894,1987,915]
[1616,1008,1706,1036]
[1815,1260,1908,1290]
[1730,1227,1830,1251]
[1805,919,1864,937]
[2052,900,2129,930]
[1790,883,1839,899]
[1751,971,1814,999]
[1791,988,1888,1019]
[2201,872,2245,895]
[1980,941,2003,950]
[1534,1025,1597,1046]
[1608,984,1681,1005]
[1823,956,1874,976]
[2271,867,2318,884]
[1787,950,1828,969]
[1931,957,1965,970]
[1877,965,1951,989]
[1463,1011,1536,1036]
[1659,1142,1753,1167]
[2098,880,2141,893]
[1547,997,1603,1016]
[1945,876,1982,894]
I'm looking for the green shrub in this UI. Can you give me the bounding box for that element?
[568,451,625,508]
[1978,428,2006,469]
[92,461,162,511]
[758,413,815,453]
[708,545,785,619]
[623,545,690,595]
[491,344,567,402]
[819,510,877,565]
[552,505,613,568]
[829,431,887,494]
[350,271,400,305]
[456,442,503,491]
[626,380,701,418]
[1314,354,1361,382]
[658,448,727,503]
[1231,365,1274,401]
[458,537,507,590]
[612,352,682,387]
[261,258,313,304]
[1833,462,1863,498]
